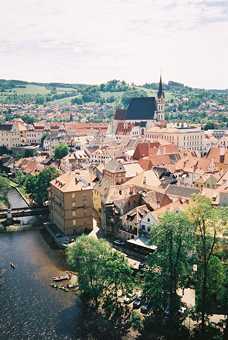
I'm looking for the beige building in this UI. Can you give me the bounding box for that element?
[26,126,45,145]
[0,124,23,149]
[145,126,204,152]
[49,170,101,235]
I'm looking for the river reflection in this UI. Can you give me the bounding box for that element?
[0,230,80,339]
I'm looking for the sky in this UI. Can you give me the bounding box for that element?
[0,0,228,89]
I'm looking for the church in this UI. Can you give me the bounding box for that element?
[112,77,165,136]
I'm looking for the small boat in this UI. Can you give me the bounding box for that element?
[10,263,16,269]
[52,273,70,282]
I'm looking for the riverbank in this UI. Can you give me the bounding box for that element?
[0,173,31,206]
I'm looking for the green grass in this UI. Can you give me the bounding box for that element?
[51,95,79,104]
[15,84,50,95]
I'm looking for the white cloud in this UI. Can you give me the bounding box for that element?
[0,0,227,88]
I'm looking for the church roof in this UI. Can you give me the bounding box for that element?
[157,76,165,99]
[114,97,157,121]
[126,97,156,120]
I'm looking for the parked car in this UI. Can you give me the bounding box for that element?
[133,297,142,309]
[113,240,125,246]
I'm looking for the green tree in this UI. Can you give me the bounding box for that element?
[21,114,37,124]
[207,256,225,306]
[186,195,227,334]
[222,267,228,339]
[67,236,135,336]
[121,89,148,108]
[67,235,134,306]
[0,176,10,193]
[25,167,59,206]
[54,143,69,160]
[144,212,194,321]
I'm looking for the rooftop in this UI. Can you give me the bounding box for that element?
[50,170,97,192]
[115,97,156,121]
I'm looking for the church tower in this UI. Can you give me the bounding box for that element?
[156,76,165,121]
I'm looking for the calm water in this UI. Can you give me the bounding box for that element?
[0,230,80,339]
[7,188,36,225]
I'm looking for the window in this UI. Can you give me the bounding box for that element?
[72,202,76,207]
[72,211,76,216]
[73,219,76,226]
[72,193,75,198]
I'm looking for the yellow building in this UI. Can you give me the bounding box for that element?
[49,170,101,235]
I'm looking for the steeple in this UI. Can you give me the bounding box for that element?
[156,75,165,121]
[157,75,165,99]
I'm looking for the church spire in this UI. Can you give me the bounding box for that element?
[157,75,165,99]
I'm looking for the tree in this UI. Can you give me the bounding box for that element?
[121,89,148,108]
[186,195,227,334]
[222,267,228,340]
[0,176,10,193]
[144,212,194,322]
[67,235,134,305]
[67,236,135,336]
[25,167,59,206]
[21,114,37,124]
[54,143,69,160]
[207,256,224,307]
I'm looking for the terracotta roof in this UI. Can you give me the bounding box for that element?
[50,170,96,192]
[133,142,160,160]
[139,158,153,171]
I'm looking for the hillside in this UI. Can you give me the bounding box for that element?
[0,79,228,128]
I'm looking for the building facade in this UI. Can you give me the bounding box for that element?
[145,126,204,152]
[49,171,100,235]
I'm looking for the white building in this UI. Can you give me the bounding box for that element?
[145,126,205,152]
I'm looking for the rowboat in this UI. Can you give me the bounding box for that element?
[52,273,70,282]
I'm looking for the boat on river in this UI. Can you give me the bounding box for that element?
[52,273,70,282]
[10,262,16,269]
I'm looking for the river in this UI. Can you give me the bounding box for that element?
[0,189,81,339]
[7,188,36,225]
[0,230,81,339]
